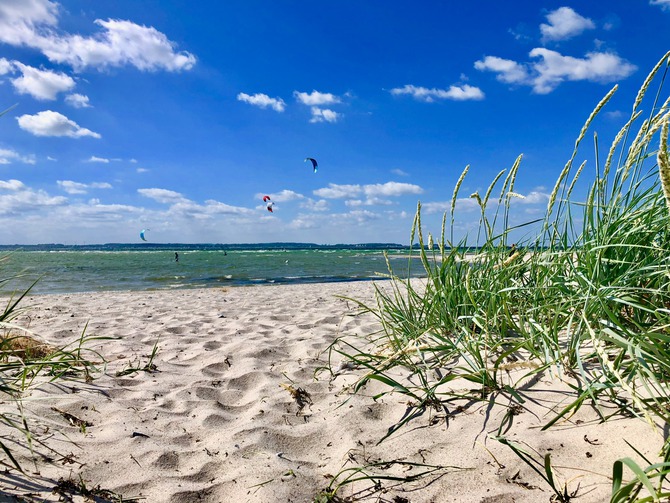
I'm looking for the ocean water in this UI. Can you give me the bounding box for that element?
[0,245,424,295]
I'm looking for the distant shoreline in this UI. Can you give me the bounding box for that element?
[0,242,410,252]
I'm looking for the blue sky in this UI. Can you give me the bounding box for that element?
[0,1,668,245]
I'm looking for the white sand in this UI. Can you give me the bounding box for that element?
[0,281,663,502]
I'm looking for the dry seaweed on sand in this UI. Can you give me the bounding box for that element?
[0,335,56,360]
[50,407,93,430]
[53,475,142,503]
[280,382,313,413]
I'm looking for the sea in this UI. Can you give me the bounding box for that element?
[0,243,426,295]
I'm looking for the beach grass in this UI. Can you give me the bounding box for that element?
[0,254,109,475]
[328,52,670,502]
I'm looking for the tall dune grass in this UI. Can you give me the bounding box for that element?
[329,53,670,501]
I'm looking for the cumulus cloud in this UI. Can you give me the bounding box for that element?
[391,168,409,177]
[341,209,379,224]
[17,110,101,138]
[10,62,75,100]
[57,180,112,194]
[154,197,254,220]
[363,182,423,197]
[651,0,670,9]
[511,189,549,204]
[199,200,254,216]
[0,178,67,216]
[540,7,595,42]
[529,49,636,93]
[0,179,26,191]
[313,183,362,199]
[314,182,423,205]
[268,190,304,202]
[299,198,329,212]
[138,188,187,204]
[389,84,484,102]
[475,49,636,94]
[237,92,286,112]
[137,190,254,219]
[294,90,341,106]
[422,198,480,215]
[65,93,91,108]
[293,90,344,123]
[0,58,12,75]
[87,156,109,163]
[0,148,36,165]
[310,107,341,123]
[474,56,530,85]
[0,0,196,72]
[0,0,58,46]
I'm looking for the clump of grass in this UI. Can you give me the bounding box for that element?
[0,256,110,483]
[115,337,160,376]
[327,52,670,501]
[313,460,458,503]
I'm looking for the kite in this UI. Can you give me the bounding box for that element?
[305,157,318,173]
[262,195,274,212]
[140,229,150,241]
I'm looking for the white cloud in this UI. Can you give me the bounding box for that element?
[422,198,480,215]
[87,156,109,163]
[540,7,595,42]
[137,189,254,218]
[474,56,530,85]
[310,107,341,123]
[314,182,423,206]
[529,49,636,94]
[651,0,670,9]
[17,110,101,138]
[294,90,341,106]
[0,58,12,75]
[0,148,36,165]
[0,179,26,191]
[391,168,409,177]
[267,190,304,203]
[363,182,423,197]
[57,180,112,194]
[390,84,484,102]
[199,200,253,216]
[0,0,59,46]
[237,92,286,112]
[341,209,379,224]
[513,190,549,204]
[0,1,196,72]
[299,198,329,212]
[313,183,362,199]
[11,62,75,100]
[0,178,67,216]
[293,90,344,123]
[475,49,636,94]
[65,93,91,108]
[138,187,187,204]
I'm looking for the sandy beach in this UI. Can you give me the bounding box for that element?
[0,281,663,502]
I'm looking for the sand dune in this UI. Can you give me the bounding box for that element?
[0,281,663,502]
